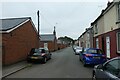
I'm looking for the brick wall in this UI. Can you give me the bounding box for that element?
[93,28,120,58]
[40,41,58,52]
[2,20,40,65]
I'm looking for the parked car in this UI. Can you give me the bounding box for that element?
[73,45,79,52]
[27,48,52,63]
[79,48,107,66]
[92,57,120,80]
[75,47,83,55]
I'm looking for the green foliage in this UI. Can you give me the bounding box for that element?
[58,36,74,45]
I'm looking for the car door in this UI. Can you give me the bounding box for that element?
[96,59,120,80]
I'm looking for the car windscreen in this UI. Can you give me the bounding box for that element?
[87,49,103,54]
[76,47,82,49]
[33,49,45,55]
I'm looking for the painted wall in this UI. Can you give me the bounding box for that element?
[94,16,104,37]
[104,5,118,33]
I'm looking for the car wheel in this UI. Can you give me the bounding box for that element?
[43,57,47,63]
[50,56,51,59]
[83,60,87,67]
[49,55,51,59]
[92,72,96,80]
[79,56,81,61]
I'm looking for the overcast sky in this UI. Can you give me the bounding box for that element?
[0,0,113,39]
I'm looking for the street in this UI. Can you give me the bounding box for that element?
[6,47,93,78]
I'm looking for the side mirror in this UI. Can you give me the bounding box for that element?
[96,64,103,69]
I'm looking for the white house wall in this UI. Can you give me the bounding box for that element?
[94,16,104,37]
[104,5,117,33]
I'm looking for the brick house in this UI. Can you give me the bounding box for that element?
[92,1,120,58]
[78,27,94,48]
[0,17,40,65]
[57,39,68,50]
[40,27,57,52]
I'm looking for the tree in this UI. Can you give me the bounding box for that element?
[58,36,74,45]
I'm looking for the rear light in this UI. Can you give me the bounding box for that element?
[41,53,45,56]
[85,54,92,57]
[102,55,106,58]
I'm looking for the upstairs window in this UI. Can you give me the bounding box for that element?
[94,23,98,34]
[118,3,120,20]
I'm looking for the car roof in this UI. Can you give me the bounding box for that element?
[39,47,48,50]
[110,57,120,60]
[85,48,102,50]
[103,57,120,65]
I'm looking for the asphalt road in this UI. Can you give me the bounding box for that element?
[6,47,93,78]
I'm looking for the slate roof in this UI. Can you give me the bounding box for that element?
[40,34,55,41]
[0,17,30,31]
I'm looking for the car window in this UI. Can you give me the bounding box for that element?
[33,53,41,55]
[104,59,120,76]
[34,49,39,53]
[41,49,45,53]
[76,47,82,50]
[87,49,103,54]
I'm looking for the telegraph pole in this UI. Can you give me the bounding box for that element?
[37,10,40,37]
[37,10,41,47]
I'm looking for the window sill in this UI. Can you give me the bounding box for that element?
[117,51,120,54]
[116,21,120,24]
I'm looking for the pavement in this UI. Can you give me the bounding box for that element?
[2,61,32,78]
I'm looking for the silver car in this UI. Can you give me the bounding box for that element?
[92,57,120,80]
[75,47,83,55]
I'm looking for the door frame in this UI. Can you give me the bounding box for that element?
[106,36,110,58]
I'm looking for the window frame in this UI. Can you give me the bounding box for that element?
[94,23,98,34]
[117,32,120,53]
[118,2,120,21]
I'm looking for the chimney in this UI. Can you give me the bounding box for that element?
[107,1,111,7]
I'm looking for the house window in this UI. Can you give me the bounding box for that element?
[94,24,98,34]
[118,3,120,20]
[117,32,120,53]
[87,33,90,40]
[96,38,99,48]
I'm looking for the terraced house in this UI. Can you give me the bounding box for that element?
[92,1,120,58]
[78,0,120,59]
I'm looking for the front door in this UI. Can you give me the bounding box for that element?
[44,43,48,48]
[106,36,110,58]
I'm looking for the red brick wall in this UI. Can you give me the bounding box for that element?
[40,41,58,52]
[2,20,40,65]
[94,28,120,58]
[103,29,119,58]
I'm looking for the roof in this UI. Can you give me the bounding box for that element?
[0,17,31,33]
[40,34,55,41]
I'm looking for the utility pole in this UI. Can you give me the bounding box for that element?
[37,10,40,47]
[37,10,40,37]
